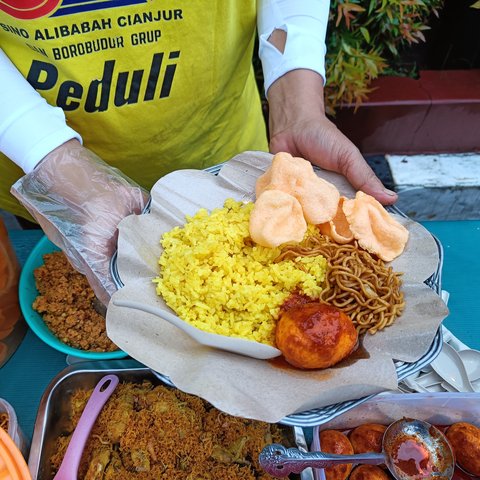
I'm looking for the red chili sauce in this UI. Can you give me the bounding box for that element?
[392,438,433,478]
[280,292,313,312]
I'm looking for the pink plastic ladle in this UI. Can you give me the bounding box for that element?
[53,374,119,480]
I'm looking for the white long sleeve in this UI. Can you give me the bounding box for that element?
[257,0,330,95]
[0,49,81,173]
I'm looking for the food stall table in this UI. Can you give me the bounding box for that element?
[1,221,479,445]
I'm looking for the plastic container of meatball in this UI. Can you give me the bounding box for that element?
[310,391,480,480]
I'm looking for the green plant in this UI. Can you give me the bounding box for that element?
[325,0,443,114]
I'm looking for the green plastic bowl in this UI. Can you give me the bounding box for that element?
[19,235,127,360]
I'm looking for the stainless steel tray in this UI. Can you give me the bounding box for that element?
[109,164,444,428]
[28,359,313,480]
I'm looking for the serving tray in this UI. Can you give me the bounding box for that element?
[110,163,444,428]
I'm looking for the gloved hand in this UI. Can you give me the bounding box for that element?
[11,139,149,306]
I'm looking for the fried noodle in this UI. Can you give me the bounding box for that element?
[275,232,405,335]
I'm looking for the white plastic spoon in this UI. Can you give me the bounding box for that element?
[415,370,444,388]
[440,382,457,393]
[430,342,476,392]
[402,375,431,393]
[111,299,282,360]
[457,348,480,383]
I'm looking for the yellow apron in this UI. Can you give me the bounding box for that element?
[0,1,268,219]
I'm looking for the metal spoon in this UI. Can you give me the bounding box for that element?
[259,418,454,480]
[53,375,119,480]
[430,342,476,392]
[111,299,282,360]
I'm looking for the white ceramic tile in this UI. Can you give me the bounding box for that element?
[386,153,480,187]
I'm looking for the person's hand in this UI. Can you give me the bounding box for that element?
[267,69,398,205]
[11,140,149,305]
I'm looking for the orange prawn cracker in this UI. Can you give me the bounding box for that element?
[249,189,307,248]
[255,152,314,197]
[256,152,340,225]
[343,191,409,262]
[318,196,354,244]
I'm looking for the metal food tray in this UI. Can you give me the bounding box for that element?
[109,163,444,428]
[28,359,313,480]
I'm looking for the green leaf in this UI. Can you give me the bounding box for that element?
[471,0,480,8]
[341,41,353,55]
[360,27,371,43]
[386,42,398,55]
[323,0,443,113]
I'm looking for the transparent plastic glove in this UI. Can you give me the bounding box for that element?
[11,140,149,306]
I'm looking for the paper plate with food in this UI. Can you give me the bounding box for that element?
[106,151,448,424]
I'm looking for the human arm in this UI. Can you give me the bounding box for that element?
[256,1,398,204]
[0,49,148,304]
[0,48,81,172]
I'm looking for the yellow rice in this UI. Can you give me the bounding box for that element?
[153,199,327,346]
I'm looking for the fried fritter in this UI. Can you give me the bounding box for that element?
[446,422,480,476]
[349,423,387,454]
[319,429,354,480]
[349,465,390,480]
